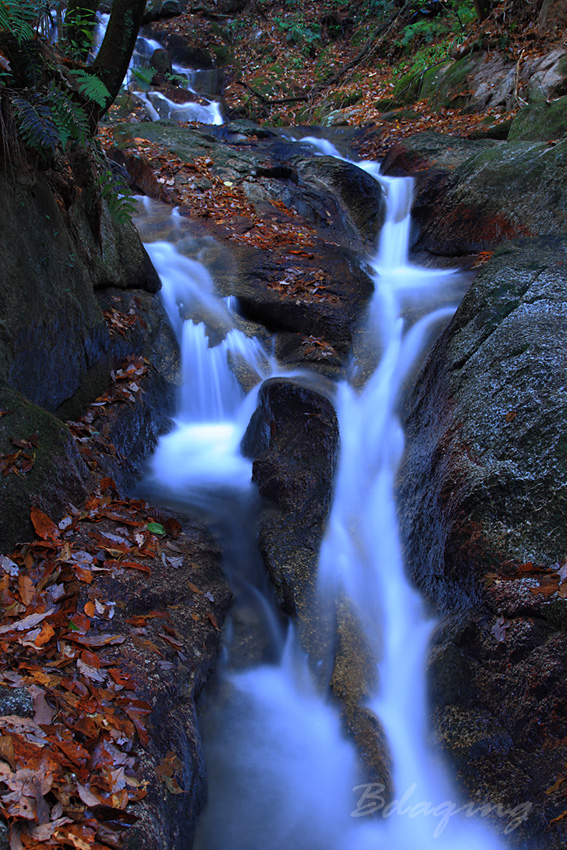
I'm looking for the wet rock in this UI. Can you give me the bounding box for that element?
[142,0,185,24]
[0,382,90,552]
[115,122,376,370]
[330,596,393,795]
[292,155,386,250]
[160,33,215,69]
[242,379,392,792]
[398,236,567,846]
[242,377,339,615]
[150,46,173,78]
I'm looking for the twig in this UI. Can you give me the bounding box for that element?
[236,80,308,104]
[514,47,528,107]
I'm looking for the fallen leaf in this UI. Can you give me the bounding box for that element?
[0,735,16,769]
[30,507,60,541]
[0,608,56,635]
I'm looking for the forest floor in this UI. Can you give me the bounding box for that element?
[146,0,565,156]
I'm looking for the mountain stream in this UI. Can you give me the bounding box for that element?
[134,138,514,850]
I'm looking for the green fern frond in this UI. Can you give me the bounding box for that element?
[47,83,89,147]
[12,93,59,155]
[0,0,35,44]
[68,69,110,107]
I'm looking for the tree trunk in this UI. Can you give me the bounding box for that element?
[473,0,491,20]
[65,0,99,61]
[91,0,147,118]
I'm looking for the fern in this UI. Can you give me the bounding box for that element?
[12,93,59,155]
[0,0,35,44]
[47,83,89,147]
[68,69,110,107]
[96,168,136,225]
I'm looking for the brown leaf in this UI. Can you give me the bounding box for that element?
[164,518,182,539]
[0,735,16,769]
[17,575,35,607]
[207,612,220,631]
[156,750,182,779]
[30,507,60,541]
[33,623,55,647]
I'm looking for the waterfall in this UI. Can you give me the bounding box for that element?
[143,241,267,493]
[91,13,223,125]
[138,140,517,848]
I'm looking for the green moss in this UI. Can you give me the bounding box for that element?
[421,55,481,110]
[392,70,422,104]
[508,96,567,142]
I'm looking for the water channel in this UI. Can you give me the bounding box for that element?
[132,133,517,849]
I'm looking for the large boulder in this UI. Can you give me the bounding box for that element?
[508,95,567,141]
[398,236,567,846]
[382,133,567,262]
[525,48,567,102]
[0,156,159,414]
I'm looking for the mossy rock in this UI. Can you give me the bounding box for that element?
[373,98,402,112]
[0,382,89,552]
[392,70,422,105]
[421,55,482,111]
[508,95,567,142]
[211,44,232,66]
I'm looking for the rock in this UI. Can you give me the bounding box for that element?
[538,0,567,32]
[382,134,567,262]
[150,47,173,77]
[398,236,567,846]
[142,0,184,24]
[397,47,566,115]
[241,378,339,616]
[292,155,386,249]
[508,95,567,141]
[0,155,159,414]
[115,122,376,371]
[0,685,34,718]
[526,48,567,102]
[161,33,215,69]
[0,382,90,551]
[242,379,392,791]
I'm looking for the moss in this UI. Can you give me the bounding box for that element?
[421,55,481,110]
[392,70,422,105]
[0,382,89,551]
[508,96,567,142]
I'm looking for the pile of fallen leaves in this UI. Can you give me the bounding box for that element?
[0,355,195,848]
[0,488,160,850]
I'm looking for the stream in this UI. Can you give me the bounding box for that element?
[133,137,516,848]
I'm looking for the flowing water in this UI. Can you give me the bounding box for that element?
[92,14,223,125]
[136,139,516,849]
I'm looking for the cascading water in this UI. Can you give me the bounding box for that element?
[137,140,522,849]
[91,14,223,125]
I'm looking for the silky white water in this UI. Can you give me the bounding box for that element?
[138,140,517,848]
[92,14,223,125]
